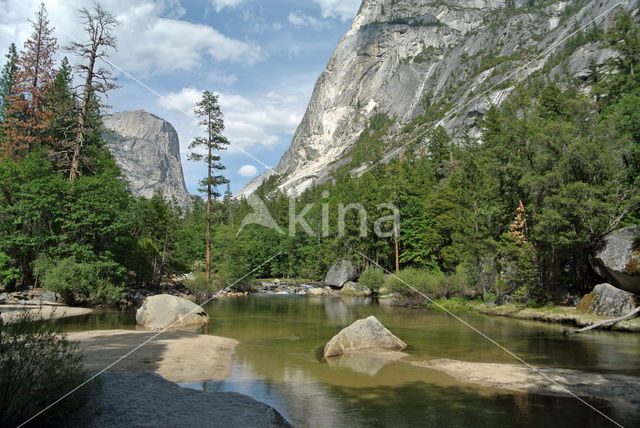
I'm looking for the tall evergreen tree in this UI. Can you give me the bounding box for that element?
[46,57,78,172]
[0,43,18,123]
[188,91,230,279]
[1,3,57,159]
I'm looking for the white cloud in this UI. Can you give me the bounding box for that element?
[158,87,203,113]
[114,16,264,73]
[312,0,360,21]
[211,0,246,12]
[288,11,328,30]
[238,164,258,177]
[158,87,306,154]
[0,0,263,77]
[208,71,237,85]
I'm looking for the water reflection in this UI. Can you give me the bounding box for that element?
[57,295,640,427]
[325,350,408,376]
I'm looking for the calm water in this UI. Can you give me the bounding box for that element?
[59,295,640,427]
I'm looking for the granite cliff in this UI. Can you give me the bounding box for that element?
[238,0,639,197]
[103,110,191,207]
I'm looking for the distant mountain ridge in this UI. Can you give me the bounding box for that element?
[103,110,191,207]
[238,0,639,197]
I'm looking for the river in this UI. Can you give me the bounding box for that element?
[58,295,640,427]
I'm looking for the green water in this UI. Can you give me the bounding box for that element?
[60,295,640,427]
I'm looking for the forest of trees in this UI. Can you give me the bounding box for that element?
[215,10,639,304]
[0,5,638,307]
[0,4,198,305]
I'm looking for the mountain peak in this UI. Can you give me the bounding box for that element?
[103,110,191,207]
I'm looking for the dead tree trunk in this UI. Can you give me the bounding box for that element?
[67,5,117,180]
[565,306,640,334]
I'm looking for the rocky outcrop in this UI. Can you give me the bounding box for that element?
[74,371,292,427]
[238,0,638,197]
[592,226,640,295]
[325,259,358,288]
[323,315,406,358]
[136,294,209,330]
[577,283,638,317]
[103,110,191,207]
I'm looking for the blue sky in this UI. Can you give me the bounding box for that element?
[0,0,361,194]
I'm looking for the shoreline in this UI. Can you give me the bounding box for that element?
[0,304,93,323]
[67,329,239,383]
[407,297,640,333]
[413,358,640,415]
[472,302,640,333]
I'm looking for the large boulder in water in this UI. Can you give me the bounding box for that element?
[136,294,209,330]
[324,259,358,288]
[323,315,406,358]
[592,226,640,295]
[576,283,638,317]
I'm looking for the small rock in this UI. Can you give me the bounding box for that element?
[307,288,325,296]
[37,291,58,303]
[340,282,372,296]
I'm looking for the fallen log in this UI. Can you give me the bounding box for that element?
[564,306,640,334]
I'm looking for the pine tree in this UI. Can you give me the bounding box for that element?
[188,91,230,279]
[0,43,18,123]
[46,57,78,172]
[67,4,118,180]
[1,4,57,159]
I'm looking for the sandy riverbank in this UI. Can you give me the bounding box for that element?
[67,329,239,383]
[414,358,640,413]
[1,304,93,323]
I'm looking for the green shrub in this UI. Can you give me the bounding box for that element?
[446,265,471,296]
[0,251,20,288]
[385,267,447,298]
[0,310,94,426]
[183,271,221,296]
[358,267,386,291]
[33,257,124,306]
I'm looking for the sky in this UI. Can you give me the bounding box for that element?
[0,0,362,194]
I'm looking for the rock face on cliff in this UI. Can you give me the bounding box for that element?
[238,0,638,197]
[103,110,191,207]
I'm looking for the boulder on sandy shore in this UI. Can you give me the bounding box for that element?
[325,259,358,288]
[592,225,640,295]
[74,371,292,427]
[136,294,209,330]
[323,315,406,358]
[577,283,638,317]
